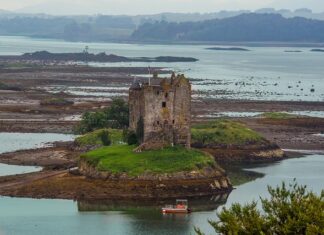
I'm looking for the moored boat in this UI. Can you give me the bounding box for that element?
[162,199,191,214]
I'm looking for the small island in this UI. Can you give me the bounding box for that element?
[206,47,250,51]
[0,51,198,63]
[284,50,303,53]
[310,49,324,52]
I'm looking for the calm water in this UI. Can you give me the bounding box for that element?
[0,132,75,154]
[0,133,75,176]
[0,150,323,234]
[0,134,323,235]
[1,36,324,101]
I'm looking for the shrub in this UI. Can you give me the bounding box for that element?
[104,98,129,129]
[123,129,138,145]
[76,98,129,134]
[195,181,324,235]
[76,111,108,133]
[99,130,111,146]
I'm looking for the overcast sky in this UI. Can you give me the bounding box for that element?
[1,0,324,15]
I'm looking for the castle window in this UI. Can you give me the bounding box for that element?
[162,102,166,108]
[172,120,175,124]
[165,92,168,98]
[156,91,160,95]
[157,121,160,125]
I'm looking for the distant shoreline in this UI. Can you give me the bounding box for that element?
[1,35,324,48]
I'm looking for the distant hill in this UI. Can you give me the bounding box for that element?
[131,13,324,42]
[1,12,324,43]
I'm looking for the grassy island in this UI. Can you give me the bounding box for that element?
[80,145,215,176]
[191,119,265,146]
[261,112,298,119]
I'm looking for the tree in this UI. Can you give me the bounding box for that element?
[76,98,129,134]
[104,98,129,129]
[76,111,108,133]
[196,181,324,235]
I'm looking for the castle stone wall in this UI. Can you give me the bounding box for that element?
[129,74,191,149]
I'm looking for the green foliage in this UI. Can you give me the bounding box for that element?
[104,98,129,129]
[196,181,324,235]
[191,119,265,146]
[262,112,299,119]
[76,111,108,133]
[99,130,111,146]
[136,116,144,143]
[75,129,124,147]
[76,98,129,134]
[40,97,74,106]
[80,145,216,176]
[123,130,138,145]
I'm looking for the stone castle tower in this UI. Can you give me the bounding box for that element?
[129,72,191,150]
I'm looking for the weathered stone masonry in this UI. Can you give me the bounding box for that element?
[129,72,191,149]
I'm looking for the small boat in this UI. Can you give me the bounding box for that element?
[162,199,191,214]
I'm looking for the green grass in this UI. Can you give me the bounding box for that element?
[191,119,264,146]
[261,112,299,119]
[81,145,215,176]
[75,129,124,146]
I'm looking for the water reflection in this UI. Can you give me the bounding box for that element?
[77,194,230,235]
[77,194,230,213]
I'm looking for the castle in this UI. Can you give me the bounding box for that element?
[129,72,191,150]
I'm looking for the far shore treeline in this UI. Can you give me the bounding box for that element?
[1,13,324,43]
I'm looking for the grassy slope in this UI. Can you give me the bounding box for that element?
[75,129,124,146]
[81,145,215,176]
[191,119,265,146]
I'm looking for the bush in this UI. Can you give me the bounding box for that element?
[195,181,324,235]
[123,129,138,145]
[104,98,129,129]
[76,111,108,134]
[76,98,129,134]
[99,130,111,146]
